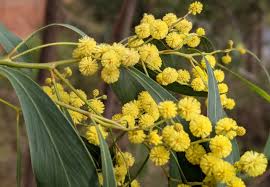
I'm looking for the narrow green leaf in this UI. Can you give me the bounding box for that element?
[16,113,22,187]
[0,66,98,187]
[219,64,270,103]
[206,61,240,187]
[263,132,270,160]
[96,127,117,187]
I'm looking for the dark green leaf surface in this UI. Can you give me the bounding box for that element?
[263,133,270,160]
[96,127,116,187]
[0,66,98,187]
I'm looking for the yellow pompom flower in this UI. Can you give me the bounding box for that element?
[114,165,127,185]
[196,27,205,36]
[135,23,150,39]
[150,146,170,166]
[128,36,144,48]
[175,19,192,33]
[120,115,135,128]
[140,13,155,25]
[131,180,141,187]
[58,91,70,104]
[200,154,220,175]
[158,101,177,119]
[224,98,236,110]
[139,43,159,62]
[186,35,201,48]
[237,47,246,55]
[122,48,140,67]
[69,110,85,124]
[73,36,96,58]
[156,67,178,86]
[235,151,268,177]
[189,1,203,15]
[128,130,146,144]
[191,78,206,91]
[215,117,238,140]
[185,144,206,165]
[212,160,235,183]
[122,100,140,118]
[148,130,163,145]
[162,125,190,152]
[86,125,108,146]
[192,66,207,80]
[70,89,87,108]
[150,19,169,39]
[162,13,177,27]
[201,55,216,68]
[222,54,232,65]
[227,177,246,187]
[236,126,246,136]
[139,114,155,128]
[89,99,105,114]
[189,115,212,138]
[214,69,225,83]
[79,57,98,76]
[218,83,229,94]
[43,86,53,97]
[112,43,126,58]
[101,50,121,68]
[101,67,120,84]
[146,56,162,71]
[116,151,135,167]
[178,97,201,121]
[92,43,110,59]
[209,135,232,158]
[138,91,156,110]
[166,32,184,49]
[92,89,99,97]
[177,69,191,84]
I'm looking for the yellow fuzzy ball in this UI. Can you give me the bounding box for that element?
[189,114,212,138]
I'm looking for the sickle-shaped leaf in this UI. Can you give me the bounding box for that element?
[96,127,116,187]
[0,66,98,187]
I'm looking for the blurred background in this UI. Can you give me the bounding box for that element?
[0,0,270,186]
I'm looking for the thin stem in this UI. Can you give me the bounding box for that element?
[16,112,21,187]
[191,138,211,145]
[11,42,78,60]
[0,98,21,111]
[141,62,149,77]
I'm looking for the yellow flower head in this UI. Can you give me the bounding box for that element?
[43,86,53,97]
[156,67,178,86]
[189,1,203,15]
[69,110,85,124]
[140,13,155,25]
[128,36,144,48]
[122,100,140,118]
[185,144,206,165]
[212,160,235,183]
[73,36,96,58]
[114,165,127,185]
[209,135,232,158]
[120,115,135,128]
[214,69,225,83]
[131,180,141,187]
[218,83,229,94]
[215,117,238,140]
[178,97,201,121]
[148,130,163,145]
[122,48,140,67]
[224,98,236,110]
[196,27,205,36]
[150,19,169,39]
[186,34,201,48]
[86,125,108,145]
[92,89,100,97]
[177,184,191,187]
[79,57,98,76]
[200,153,220,175]
[139,43,159,62]
[69,89,87,108]
[128,130,146,144]
[139,114,155,128]
[166,32,184,49]
[201,55,216,68]
[92,43,110,59]
[135,23,151,39]
[235,151,268,177]
[222,54,232,65]
[227,177,246,187]
[101,49,121,68]
[189,114,212,138]
[236,126,246,136]
[158,101,177,119]
[192,66,207,80]
[175,19,193,34]
[116,151,135,167]
[89,99,105,114]
[162,13,177,27]
[101,67,120,84]
[177,69,191,84]
[64,67,72,77]
[191,77,206,91]
[150,146,170,166]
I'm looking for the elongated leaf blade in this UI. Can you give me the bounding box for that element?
[0,66,98,187]
[263,132,270,160]
[96,127,116,187]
